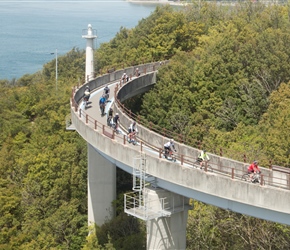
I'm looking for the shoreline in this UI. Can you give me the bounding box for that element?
[126,0,189,6]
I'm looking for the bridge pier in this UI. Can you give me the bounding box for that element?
[88,143,116,226]
[146,188,190,250]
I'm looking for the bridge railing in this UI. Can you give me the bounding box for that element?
[71,62,290,191]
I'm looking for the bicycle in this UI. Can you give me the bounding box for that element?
[111,122,121,134]
[100,103,106,116]
[83,93,90,109]
[164,148,176,162]
[107,115,113,127]
[127,131,138,145]
[242,172,261,183]
[193,159,213,172]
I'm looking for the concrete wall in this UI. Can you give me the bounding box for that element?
[74,61,168,104]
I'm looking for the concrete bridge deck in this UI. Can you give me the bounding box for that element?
[70,63,290,227]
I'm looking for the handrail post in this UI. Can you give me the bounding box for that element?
[140,141,143,152]
[181,155,184,165]
[123,134,126,144]
[205,161,208,172]
[95,120,97,130]
[231,168,234,179]
[86,114,88,124]
[260,174,264,186]
[159,148,162,158]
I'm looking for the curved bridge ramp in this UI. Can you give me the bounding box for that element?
[70,62,290,228]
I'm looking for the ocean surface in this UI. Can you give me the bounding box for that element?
[0,0,159,80]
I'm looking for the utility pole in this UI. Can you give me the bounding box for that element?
[50,49,58,91]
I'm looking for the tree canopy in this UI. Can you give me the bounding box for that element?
[1,2,290,249]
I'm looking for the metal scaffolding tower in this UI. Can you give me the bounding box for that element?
[124,153,187,221]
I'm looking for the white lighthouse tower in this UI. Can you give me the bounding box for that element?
[82,24,97,83]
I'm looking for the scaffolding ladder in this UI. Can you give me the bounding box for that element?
[124,153,173,220]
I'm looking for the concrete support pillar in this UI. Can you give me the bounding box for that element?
[87,143,116,226]
[146,188,190,250]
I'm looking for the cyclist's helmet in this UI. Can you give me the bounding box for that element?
[253,160,258,165]
[85,86,89,89]
[133,121,136,126]
[170,139,174,143]
[204,149,207,153]
[116,113,119,116]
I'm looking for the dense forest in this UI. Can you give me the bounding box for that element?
[1,1,290,249]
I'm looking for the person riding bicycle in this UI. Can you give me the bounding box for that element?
[83,86,90,107]
[113,113,120,132]
[107,108,113,126]
[99,95,106,115]
[197,149,210,169]
[247,160,261,182]
[103,85,110,101]
[164,139,176,159]
[128,121,138,142]
[121,72,129,83]
[135,67,140,77]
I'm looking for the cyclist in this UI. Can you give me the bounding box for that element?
[164,139,176,159]
[197,149,210,169]
[247,160,261,182]
[107,108,113,126]
[83,86,90,107]
[128,121,138,142]
[113,113,120,132]
[121,72,129,83]
[103,85,110,101]
[99,95,106,116]
[135,67,140,77]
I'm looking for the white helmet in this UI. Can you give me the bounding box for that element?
[170,139,174,143]
[116,113,119,116]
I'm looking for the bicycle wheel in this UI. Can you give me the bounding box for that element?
[242,173,250,182]
[207,164,213,172]
[193,160,200,168]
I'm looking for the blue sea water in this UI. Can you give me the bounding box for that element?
[0,0,158,80]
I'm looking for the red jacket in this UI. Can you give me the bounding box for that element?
[248,163,260,173]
